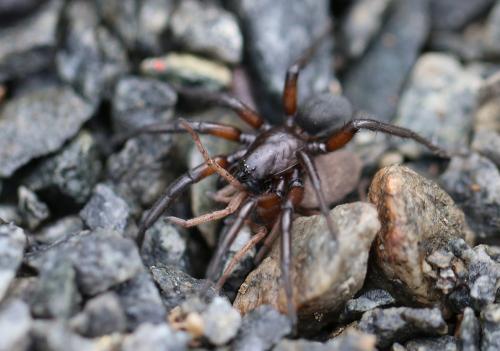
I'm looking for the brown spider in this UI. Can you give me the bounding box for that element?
[127,30,448,325]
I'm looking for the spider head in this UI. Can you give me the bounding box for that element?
[234,161,267,194]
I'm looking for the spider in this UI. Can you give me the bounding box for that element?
[126,29,448,326]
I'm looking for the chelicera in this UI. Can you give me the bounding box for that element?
[127,29,448,325]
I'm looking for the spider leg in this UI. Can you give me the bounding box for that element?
[208,184,238,203]
[307,114,450,158]
[254,219,280,264]
[113,120,255,146]
[166,192,247,228]
[176,86,268,129]
[283,23,332,125]
[297,151,337,240]
[215,225,268,290]
[205,198,257,282]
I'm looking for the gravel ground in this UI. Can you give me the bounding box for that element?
[1,1,500,350]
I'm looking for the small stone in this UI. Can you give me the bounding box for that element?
[232,305,292,351]
[0,205,21,225]
[483,1,500,56]
[80,184,130,234]
[141,221,188,270]
[121,323,190,351]
[30,260,81,318]
[394,53,481,158]
[0,223,26,301]
[0,0,62,80]
[339,289,395,324]
[24,131,102,205]
[480,304,500,351]
[232,0,333,118]
[141,53,232,90]
[340,0,393,59]
[475,71,500,133]
[202,297,241,345]
[369,165,473,304]
[440,153,500,241]
[32,216,83,246]
[0,86,94,178]
[405,336,459,351]
[344,0,429,122]
[471,129,500,168]
[70,292,127,337]
[71,229,143,296]
[113,271,166,330]
[31,319,101,351]
[273,339,330,351]
[457,307,480,351]
[234,203,380,330]
[430,0,495,31]
[358,307,447,349]
[170,0,243,64]
[0,300,31,351]
[328,329,377,351]
[57,0,129,103]
[17,186,50,230]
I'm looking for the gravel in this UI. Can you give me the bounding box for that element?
[17,185,50,230]
[0,223,26,302]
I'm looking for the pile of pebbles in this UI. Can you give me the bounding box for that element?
[1,0,500,350]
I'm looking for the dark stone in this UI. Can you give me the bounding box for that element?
[232,305,292,351]
[31,319,100,351]
[17,185,50,230]
[0,0,47,24]
[430,0,495,31]
[0,86,94,178]
[24,131,102,205]
[0,223,26,301]
[339,289,395,324]
[113,271,166,330]
[457,307,480,351]
[480,304,500,351]
[121,323,190,351]
[0,299,32,351]
[357,307,447,348]
[57,0,129,104]
[343,0,429,122]
[231,0,334,121]
[80,183,130,234]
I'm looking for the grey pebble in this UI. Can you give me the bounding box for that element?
[121,323,190,351]
[80,184,130,234]
[358,307,447,348]
[484,1,500,56]
[457,307,480,351]
[0,299,31,351]
[0,223,26,302]
[480,303,500,351]
[0,0,62,80]
[170,0,242,64]
[441,153,500,241]
[201,297,242,346]
[0,85,94,178]
[471,129,500,167]
[0,205,21,226]
[344,0,429,122]
[430,0,495,31]
[32,216,84,246]
[405,336,458,351]
[57,0,129,104]
[17,186,50,230]
[232,305,292,351]
[339,289,396,324]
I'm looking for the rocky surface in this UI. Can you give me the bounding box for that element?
[0,223,26,301]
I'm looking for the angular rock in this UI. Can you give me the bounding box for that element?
[57,0,129,103]
[344,0,429,122]
[405,336,459,351]
[0,0,62,80]
[121,323,190,351]
[369,165,473,305]
[340,0,393,59]
[70,292,127,337]
[339,289,395,324]
[471,130,500,168]
[24,131,102,205]
[32,216,84,246]
[170,0,243,64]
[80,184,130,234]
[480,303,500,351]
[201,297,241,345]
[17,186,49,230]
[357,307,447,348]
[233,0,333,116]
[113,271,166,330]
[232,305,292,351]
[0,299,31,351]
[457,307,480,351]
[141,53,232,90]
[440,153,500,241]
[0,223,26,301]
[233,203,380,329]
[0,86,94,178]
[394,53,481,157]
[430,0,495,31]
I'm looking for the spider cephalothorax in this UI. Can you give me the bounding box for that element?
[125,28,449,326]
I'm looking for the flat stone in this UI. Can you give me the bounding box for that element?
[338,289,395,324]
[121,323,190,351]
[80,184,130,234]
[429,0,495,31]
[0,300,31,351]
[344,0,429,122]
[0,223,26,301]
[232,305,292,351]
[440,153,500,241]
[170,0,243,64]
[17,185,50,230]
[0,86,94,178]
[357,307,447,349]
[369,165,473,304]
[24,131,102,205]
[394,53,481,158]
[233,203,380,329]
